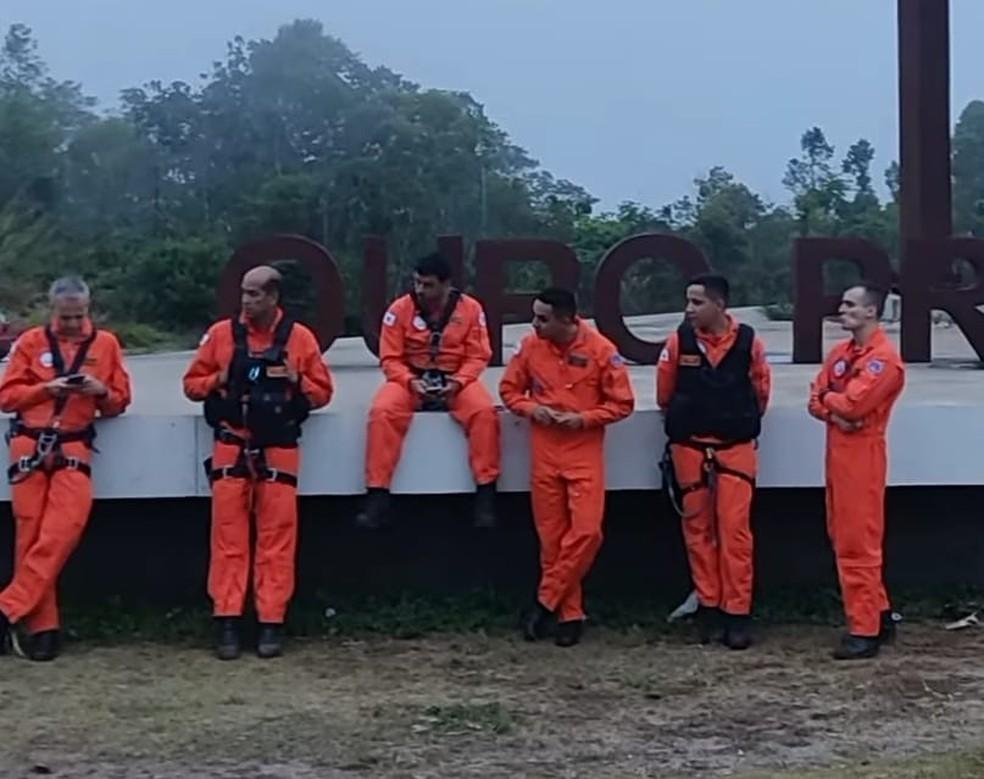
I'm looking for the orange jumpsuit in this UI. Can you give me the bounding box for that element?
[183,311,333,624]
[500,322,634,621]
[657,318,771,616]
[366,292,500,489]
[809,327,904,637]
[0,320,131,632]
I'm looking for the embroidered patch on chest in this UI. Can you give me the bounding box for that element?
[680,354,701,367]
[40,352,53,368]
[567,354,589,367]
[833,359,848,378]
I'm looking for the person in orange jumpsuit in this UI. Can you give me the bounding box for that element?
[500,287,634,647]
[0,276,131,661]
[809,282,904,661]
[184,266,333,660]
[358,252,501,529]
[657,274,771,650]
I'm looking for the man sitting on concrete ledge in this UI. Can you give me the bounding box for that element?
[357,252,500,530]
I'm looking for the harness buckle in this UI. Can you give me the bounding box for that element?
[16,456,33,474]
[264,468,280,483]
[36,430,59,458]
[63,456,82,471]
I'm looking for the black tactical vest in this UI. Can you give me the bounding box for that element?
[203,317,310,447]
[664,322,762,444]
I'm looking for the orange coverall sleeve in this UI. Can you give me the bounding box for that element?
[750,336,772,414]
[294,329,334,409]
[451,303,492,389]
[379,305,415,389]
[0,334,50,413]
[823,356,904,422]
[499,342,538,417]
[655,333,680,410]
[97,334,132,417]
[183,326,225,401]
[582,349,635,428]
[808,357,834,422]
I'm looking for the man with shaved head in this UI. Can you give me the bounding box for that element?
[184,265,334,660]
[0,276,131,661]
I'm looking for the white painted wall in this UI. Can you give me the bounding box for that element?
[0,406,977,501]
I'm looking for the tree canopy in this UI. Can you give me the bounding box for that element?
[0,20,979,346]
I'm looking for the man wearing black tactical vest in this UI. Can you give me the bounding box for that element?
[657,275,771,650]
[184,266,334,660]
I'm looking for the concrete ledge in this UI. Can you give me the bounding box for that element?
[0,405,979,501]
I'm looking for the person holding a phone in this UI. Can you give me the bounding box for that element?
[0,276,131,661]
[357,253,500,530]
[499,288,634,648]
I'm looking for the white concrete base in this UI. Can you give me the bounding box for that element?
[0,403,978,502]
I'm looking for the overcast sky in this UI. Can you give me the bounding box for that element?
[4,1,983,210]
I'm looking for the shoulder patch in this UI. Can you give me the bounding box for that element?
[610,353,625,367]
[40,351,53,368]
[199,331,211,347]
[833,358,847,378]
[659,347,670,363]
[383,311,397,327]
[867,358,885,375]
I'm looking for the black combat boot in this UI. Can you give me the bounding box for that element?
[878,610,899,646]
[473,482,498,529]
[256,623,284,659]
[554,620,584,648]
[832,634,880,661]
[214,617,241,661]
[28,630,61,662]
[355,488,391,530]
[723,613,752,651]
[521,601,554,642]
[695,606,725,645]
[0,609,10,655]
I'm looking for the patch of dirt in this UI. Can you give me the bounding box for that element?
[3,623,984,778]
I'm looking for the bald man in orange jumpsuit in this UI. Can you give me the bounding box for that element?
[658,274,770,650]
[500,287,634,648]
[0,276,131,661]
[184,266,333,660]
[809,283,904,661]
[358,252,500,529]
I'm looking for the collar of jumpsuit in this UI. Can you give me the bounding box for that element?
[692,314,739,358]
[239,308,285,343]
[848,326,888,356]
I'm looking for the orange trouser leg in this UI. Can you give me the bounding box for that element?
[365,381,416,489]
[672,445,721,609]
[253,446,299,624]
[208,441,252,617]
[532,464,605,622]
[712,444,756,616]
[9,465,59,633]
[449,382,501,485]
[826,439,889,637]
[0,457,92,625]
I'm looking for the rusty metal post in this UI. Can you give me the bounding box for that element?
[898,0,952,361]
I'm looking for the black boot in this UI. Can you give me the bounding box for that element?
[879,610,900,645]
[214,617,241,661]
[257,623,284,659]
[695,606,725,645]
[355,488,391,530]
[473,482,498,529]
[832,634,880,661]
[28,630,61,662]
[521,601,554,642]
[0,609,10,655]
[723,613,752,651]
[554,620,584,648]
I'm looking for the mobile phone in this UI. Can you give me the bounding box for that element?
[65,374,86,385]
